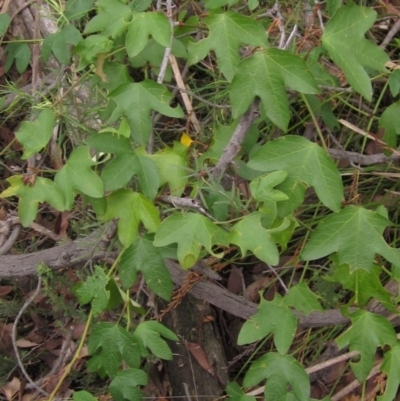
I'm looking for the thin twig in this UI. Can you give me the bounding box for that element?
[158,195,217,221]
[12,276,49,397]
[211,101,259,180]
[380,18,400,49]
[164,84,230,109]
[283,25,298,50]
[0,224,21,255]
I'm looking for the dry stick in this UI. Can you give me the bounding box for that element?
[148,0,174,154]
[211,101,259,181]
[26,326,75,391]
[11,276,49,397]
[330,363,382,401]
[0,224,21,255]
[328,148,400,166]
[169,55,202,135]
[380,17,400,49]
[164,84,230,109]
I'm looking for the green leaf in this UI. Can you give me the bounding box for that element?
[379,101,400,149]
[378,344,400,401]
[5,42,31,74]
[226,382,256,401]
[248,136,343,212]
[42,24,82,64]
[389,70,400,97]
[109,81,184,145]
[119,235,173,300]
[249,171,289,223]
[322,4,389,101]
[326,261,396,311]
[283,282,324,316]
[15,109,55,159]
[0,176,65,226]
[109,369,148,401]
[126,12,171,58]
[336,310,397,382]
[74,35,113,69]
[65,0,95,21]
[230,212,285,266]
[302,206,400,272]
[202,0,240,9]
[73,390,98,401]
[188,11,268,82]
[143,146,188,196]
[131,0,153,12]
[75,266,110,316]
[55,146,104,210]
[88,322,140,378]
[99,189,160,248]
[87,133,160,198]
[0,13,11,36]
[84,0,132,37]
[133,321,178,360]
[230,49,319,130]
[237,295,297,354]
[243,352,310,401]
[154,212,229,269]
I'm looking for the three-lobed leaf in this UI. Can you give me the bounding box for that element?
[283,282,324,316]
[55,146,104,210]
[15,109,55,159]
[302,206,400,272]
[109,368,148,401]
[75,266,110,316]
[378,345,400,401]
[83,0,132,37]
[126,12,171,58]
[326,261,396,311]
[238,295,297,355]
[0,176,65,226]
[322,4,389,101]
[243,352,310,401]
[87,133,160,198]
[336,310,397,382]
[133,321,178,360]
[154,212,229,269]
[109,81,184,145]
[87,323,140,378]
[99,189,160,248]
[119,235,173,300]
[188,11,268,82]
[42,24,82,64]
[230,49,319,130]
[248,135,343,212]
[230,212,286,266]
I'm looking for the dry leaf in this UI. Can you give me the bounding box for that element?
[243,276,273,302]
[1,377,21,400]
[15,338,39,348]
[186,342,215,375]
[227,265,244,295]
[0,285,13,296]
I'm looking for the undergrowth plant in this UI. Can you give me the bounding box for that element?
[1,0,400,400]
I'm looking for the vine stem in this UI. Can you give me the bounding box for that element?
[48,248,125,400]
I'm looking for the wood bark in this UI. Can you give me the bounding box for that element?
[159,295,229,401]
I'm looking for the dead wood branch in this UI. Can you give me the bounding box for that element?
[210,101,259,181]
[1,239,397,329]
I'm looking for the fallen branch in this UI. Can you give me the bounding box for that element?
[329,148,400,166]
[1,232,398,329]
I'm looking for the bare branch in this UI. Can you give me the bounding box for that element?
[210,101,259,181]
